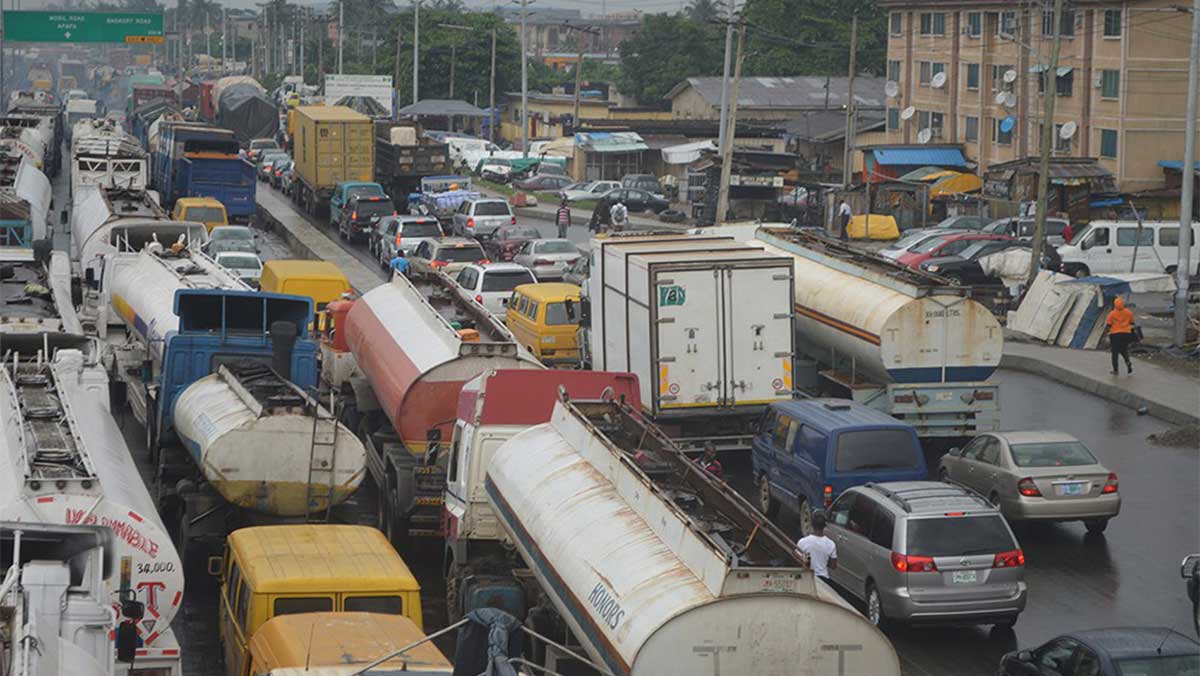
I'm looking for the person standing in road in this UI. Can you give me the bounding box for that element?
[1104,297,1136,375]
[837,199,852,241]
[556,197,571,239]
[796,512,837,581]
[390,250,410,278]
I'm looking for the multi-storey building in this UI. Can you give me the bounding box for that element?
[879,0,1197,191]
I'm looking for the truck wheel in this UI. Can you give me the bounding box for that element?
[145,411,160,467]
[798,498,814,536]
[757,474,780,519]
[445,567,462,623]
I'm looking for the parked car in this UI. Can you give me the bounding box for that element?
[479,225,541,262]
[410,237,489,275]
[1058,220,1200,278]
[895,232,1012,269]
[452,198,516,238]
[560,180,621,203]
[511,238,580,280]
[621,173,664,199]
[214,250,264,285]
[270,159,293,189]
[338,194,396,244]
[247,137,280,162]
[562,255,589,287]
[753,399,927,535]
[373,215,445,268]
[894,215,989,241]
[596,188,670,215]
[997,627,1199,676]
[939,431,1120,534]
[512,174,573,192]
[879,228,971,261]
[826,481,1027,629]
[981,216,1071,247]
[203,225,258,256]
[533,161,568,177]
[919,239,1032,285]
[256,151,288,182]
[478,157,513,182]
[453,262,538,317]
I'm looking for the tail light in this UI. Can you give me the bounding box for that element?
[533,258,550,266]
[993,549,1025,568]
[395,234,403,246]
[1017,478,1041,497]
[1102,473,1118,494]
[475,294,483,303]
[430,260,448,268]
[467,217,475,229]
[511,216,517,225]
[479,258,491,264]
[393,211,398,217]
[891,552,937,573]
[351,211,357,220]
[823,484,833,508]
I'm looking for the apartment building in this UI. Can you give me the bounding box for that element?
[880,0,1197,191]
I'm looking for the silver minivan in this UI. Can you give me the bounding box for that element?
[825,481,1027,630]
[452,198,515,238]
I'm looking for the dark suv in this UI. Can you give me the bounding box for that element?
[339,195,396,244]
[621,173,663,198]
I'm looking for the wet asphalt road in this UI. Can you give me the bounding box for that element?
[119,180,1199,675]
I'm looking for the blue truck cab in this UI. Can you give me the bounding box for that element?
[150,289,318,451]
[753,398,927,534]
[154,123,257,223]
[329,181,386,227]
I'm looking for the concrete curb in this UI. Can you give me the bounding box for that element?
[1000,352,1199,427]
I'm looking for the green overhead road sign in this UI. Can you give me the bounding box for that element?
[2,11,164,44]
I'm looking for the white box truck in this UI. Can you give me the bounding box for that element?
[586,235,795,447]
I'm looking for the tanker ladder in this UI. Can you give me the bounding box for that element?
[2,349,94,486]
[305,386,340,524]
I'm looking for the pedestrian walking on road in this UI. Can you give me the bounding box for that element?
[390,250,410,278]
[796,512,837,581]
[837,199,852,241]
[1104,297,1136,375]
[556,198,571,239]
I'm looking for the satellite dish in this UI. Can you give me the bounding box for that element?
[994,91,1008,105]
[1060,121,1078,139]
[931,72,947,89]
[885,81,899,98]
[1000,115,1017,133]
[917,128,933,144]
[1004,92,1017,108]
[1003,69,1018,84]
[900,106,916,120]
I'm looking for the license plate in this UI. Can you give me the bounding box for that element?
[952,570,978,585]
[1055,482,1087,496]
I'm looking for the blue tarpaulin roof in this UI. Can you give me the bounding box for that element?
[1158,160,1200,171]
[871,147,967,167]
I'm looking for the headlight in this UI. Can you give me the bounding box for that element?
[926,265,940,272]
[541,335,557,344]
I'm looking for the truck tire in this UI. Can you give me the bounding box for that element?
[757,474,780,519]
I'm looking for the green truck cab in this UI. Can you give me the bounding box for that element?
[329,181,386,227]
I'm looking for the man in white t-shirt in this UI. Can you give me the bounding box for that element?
[837,200,852,241]
[796,512,837,581]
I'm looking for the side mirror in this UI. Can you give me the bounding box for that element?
[1016,651,1034,663]
[579,299,591,324]
[60,209,68,225]
[84,268,98,290]
[948,447,960,456]
[115,622,139,663]
[207,556,223,577]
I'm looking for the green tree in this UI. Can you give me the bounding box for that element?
[617,12,724,105]
[740,0,886,77]
[686,0,721,24]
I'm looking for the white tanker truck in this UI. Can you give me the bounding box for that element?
[70,119,149,196]
[486,395,901,675]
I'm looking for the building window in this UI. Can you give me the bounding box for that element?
[967,12,982,37]
[998,10,1017,36]
[1054,124,1073,152]
[1057,69,1074,96]
[890,12,903,35]
[992,64,1013,93]
[888,59,901,82]
[932,62,945,79]
[965,116,979,142]
[1043,9,1075,37]
[994,118,1013,145]
[1103,9,1121,37]
[918,110,931,129]
[888,108,900,130]
[966,63,980,90]
[930,112,944,138]
[920,12,945,36]
[1101,69,1119,99]
[919,61,932,85]
[1100,129,1118,158]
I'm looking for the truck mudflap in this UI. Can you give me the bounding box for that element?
[827,372,1000,438]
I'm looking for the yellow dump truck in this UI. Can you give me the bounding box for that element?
[289,105,374,218]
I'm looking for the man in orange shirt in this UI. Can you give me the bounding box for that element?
[1104,297,1136,375]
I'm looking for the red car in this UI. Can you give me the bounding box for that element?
[480,225,542,261]
[896,232,1014,269]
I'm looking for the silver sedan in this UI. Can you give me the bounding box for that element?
[511,238,581,281]
[938,431,1120,534]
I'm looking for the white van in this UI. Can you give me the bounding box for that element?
[1058,220,1199,277]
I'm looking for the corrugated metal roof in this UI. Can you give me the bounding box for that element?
[397,99,487,117]
[872,147,967,167]
[1048,161,1112,179]
[574,131,648,153]
[666,75,887,110]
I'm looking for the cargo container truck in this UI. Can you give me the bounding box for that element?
[205,76,277,146]
[152,121,256,221]
[290,106,374,218]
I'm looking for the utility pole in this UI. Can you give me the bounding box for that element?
[562,23,600,133]
[337,0,344,74]
[841,13,858,188]
[299,10,305,81]
[518,0,531,157]
[489,26,497,142]
[412,0,420,104]
[715,21,746,226]
[1175,0,1199,346]
[1026,0,1065,290]
[394,20,404,112]
[317,11,324,86]
[449,43,456,98]
[717,0,734,151]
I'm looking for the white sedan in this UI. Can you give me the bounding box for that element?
[558,180,621,203]
[453,262,538,317]
[214,251,264,285]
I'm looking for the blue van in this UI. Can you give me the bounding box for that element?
[752,399,927,534]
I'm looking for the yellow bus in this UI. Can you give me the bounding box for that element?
[248,612,452,675]
[505,282,583,366]
[217,525,423,676]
